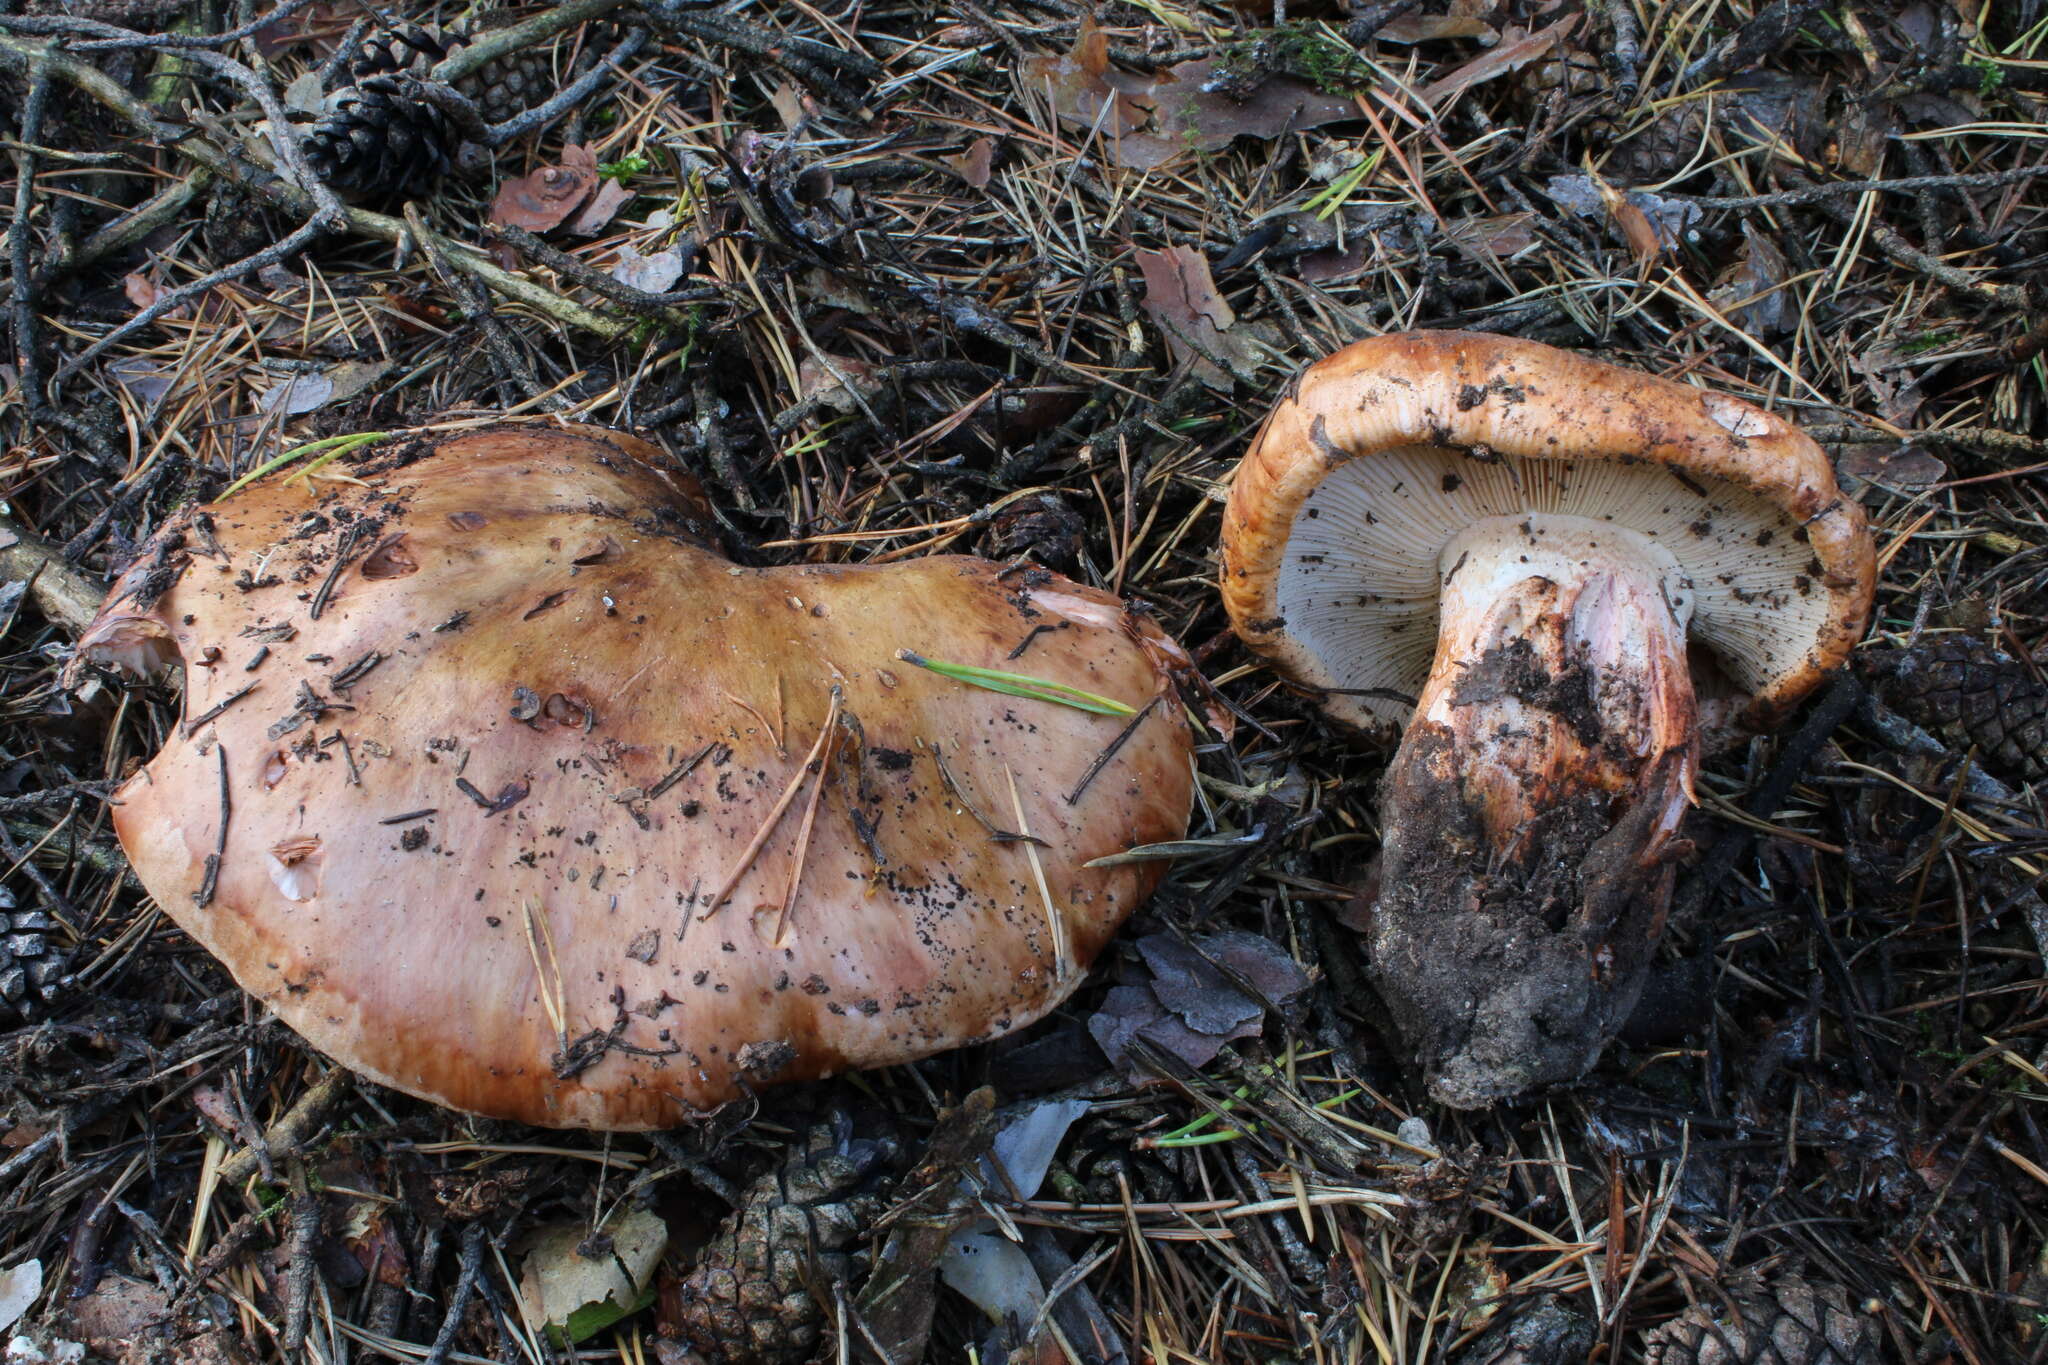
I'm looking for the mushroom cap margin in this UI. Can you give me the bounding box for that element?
[1219,329,1876,738]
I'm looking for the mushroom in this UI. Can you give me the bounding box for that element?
[1221,331,1874,1106]
[75,425,1195,1129]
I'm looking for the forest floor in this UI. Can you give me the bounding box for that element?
[5,1,2048,1363]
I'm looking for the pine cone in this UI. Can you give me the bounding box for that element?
[664,1124,896,1365]
[346,22,452,81]
[301,20,582,198]
[1862,635,2048,784]
[302,74,458,200]
[0,886,69,1019]
[1644,1277,1884,1365]
[1452,1295,1592,1365]
[461,47,564,125]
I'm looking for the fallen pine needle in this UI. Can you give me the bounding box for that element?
[1006,763,1070,981]
[767,686,842,946]
[703,683,842,919]
[521,898,568,1052]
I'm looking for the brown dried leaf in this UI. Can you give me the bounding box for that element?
[490,148,600,232]
[517,1207,667,1340]
[1597,179,1662,266]
[1139,59,1359,163]
[251,0,347,59]
[1089,931,1309,1075]
[1087,981,1235,1072]
[1022,28,1357,170]
[1830,99,1893,178]
[609,244,685,294]
[1136,246,1259,388]
[1837,444,1947,493]
[1021,19,1154,142]
[1419,14,1577,104]
[67,1275,171,1355]
[1711,222,1792,336]
[122,272,169,312]
[1443,212,1539,262]
[1379,15,1498,43]
[797,354,884,412]
[944,136,997,189]
[569,179,635,236]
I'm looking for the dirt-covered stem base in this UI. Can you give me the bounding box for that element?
[1365,514,1700,1107]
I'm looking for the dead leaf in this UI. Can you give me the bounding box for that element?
[1442,212,1539,264]
[569,179,634,236]
[1379,15,1499,43]
[256,371,334,417]
[1023,27,1358,170]
[517,1207,667,1343]
[1830,99,1892,178]
[255,359,392,418]
[1136,246,1260,388]
[122,272,178,315]
[1088,930,1310,1076]
[251,0,348,59]
[1711,222,1792,336]
[1,1259,41,1333]
[1022,18,1153,143]
[107,357,178,404]
[1420,15,1577,104]
[490,147,600,233]
[1,1121,49,1150]
[1142,59,1359,162]
[1723,71,1828,161]
[344,1202,410,1288]
[1139,936,1262,1033]
[67,1275,169,1353]
[1837,444,1947,493]
[1598,179,1662,266]
[1848,345,1930,428]
[1546,174,1700,253]
[768,81,810,129]
[797,354,884,413]
[854,1090,998,1365]
[944,136,997,189]
[188,1085,246,1138]
[610,245,685,294]
[284,69,326,115]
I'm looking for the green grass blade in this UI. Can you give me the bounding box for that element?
[897,650,1137,716]
[218,431,393,500]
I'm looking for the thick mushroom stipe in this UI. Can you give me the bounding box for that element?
[1222,332,1874,1106]
[1376,517,1699,1107]
[78,426,1196,1129]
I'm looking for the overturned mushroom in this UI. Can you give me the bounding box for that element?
[1222,331,1874,1107]
[76,426,1194,1129]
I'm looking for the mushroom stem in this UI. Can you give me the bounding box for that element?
[1369,514,1700,1107]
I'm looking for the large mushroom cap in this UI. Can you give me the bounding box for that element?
[79,426,1195,1129]
[1222,330,1875,738]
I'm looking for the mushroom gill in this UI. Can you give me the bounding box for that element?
[75,425,1197,1129]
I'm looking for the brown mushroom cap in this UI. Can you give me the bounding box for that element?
[1221,330,1875,738]
[80,426,1194,1129]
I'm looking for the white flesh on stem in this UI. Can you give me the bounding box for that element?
[1370,514,1701,1107]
